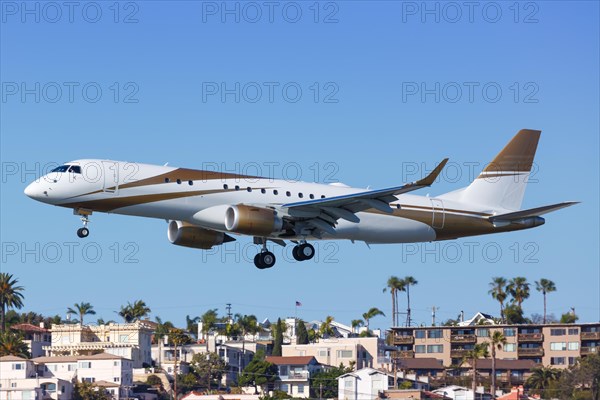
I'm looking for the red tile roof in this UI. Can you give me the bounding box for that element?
[11,323,49,333]
[265,356,317,366]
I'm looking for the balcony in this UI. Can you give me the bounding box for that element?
[451,334,476,343]
[393,336,414,345]
[397,350,414,358]
[581,331,600,340]
[450,349,470,358]
[280,371,309,381]
[518,333,543,342]
[581,347,599,355]
[518,347,544,357]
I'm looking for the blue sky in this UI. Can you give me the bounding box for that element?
[1,1,598,330]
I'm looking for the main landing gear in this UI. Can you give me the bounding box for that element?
[254,240,276,269]
[292,242,315,262]
[74,208,92,238]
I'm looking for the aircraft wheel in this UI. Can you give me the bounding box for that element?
[260,251,276,268]
[77,227,90,238]
[254,254,265,269]
[298,243,315,261]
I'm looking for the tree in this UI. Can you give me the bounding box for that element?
[526,367,561,397]
[238,350,278,394]
[558,353,600,400]
[272,318,285,356]
[310,363,353,398]
[461,343,489,400]
[67,302,96,325]
[185,315,200,335]
[504,304,528,324]
[535,278,556,324]
[296,320,309,345]
[383,276,405,327]
[118,300,150,323]
[190,351,227,389]
[200,309,219,340]
[488,277,508,323]
[362,307,385,333]
[0,273,25,333]
[319,316,335,339]
[489,331,507,397]
[235,314,261,370]
[560,310,579,324]
[351,319,364,334]
[401,276,418,326]
[73,381,111,400]
[167,328,192,397]
[0,331,30,358]
[507,277,530,308]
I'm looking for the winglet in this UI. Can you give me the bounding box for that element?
[416,158,449,186]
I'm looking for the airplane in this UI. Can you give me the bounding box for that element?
[24,129,577,269]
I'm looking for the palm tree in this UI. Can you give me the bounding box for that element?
[535,279,557,324]
[488,277,508,323]
[351,319,364,334]
[185,315,200,335]
[461,342,489,400]
[362,307,385,333]
[67,302,96,325]
[489,331,507,398]
[401,276,418,326]
[525,367,561,396]
[383,276,405,327]
[0,331,30,358]
[154,316,174,368]
[200,309,219,343]
[507,277,530,308]
[118,300,150,323]
[0,273,25,333]
[235,314,260,370]
[319,316,335,338]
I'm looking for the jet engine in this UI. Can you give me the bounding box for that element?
[224,205,283,236]
[167,220,234,249]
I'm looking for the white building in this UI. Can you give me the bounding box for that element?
[432,385,492,400]
[265,356,323,398]
[0,355,71,400]
[44,322,153,368]
[11,324,51,358]
[338,367,392,400]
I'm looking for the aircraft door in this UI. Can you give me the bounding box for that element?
[102,161,119,194]
[430,198,445,229]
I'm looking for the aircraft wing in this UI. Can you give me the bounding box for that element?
[276,158,448,235]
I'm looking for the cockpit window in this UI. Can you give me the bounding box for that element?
[68,166,82,174]
[51,165,70,173]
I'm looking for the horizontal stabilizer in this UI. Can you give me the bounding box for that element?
[489,201,579,222]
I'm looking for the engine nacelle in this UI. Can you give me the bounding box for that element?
[225,205,283,236]
[167,220,234,249]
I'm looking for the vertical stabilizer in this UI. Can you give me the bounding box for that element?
[445,129,541,211]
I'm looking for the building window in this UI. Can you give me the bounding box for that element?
[568,342,580,351]
[68,364,76,371]
[415,330,426,339]
[476,328,489,337]
[428,329,442,339]
[113,377,120,382]
[551,328,566,336]
[280,384,289,393]
[11,383,17,388]
[119,334,128,343]
[503,328,516,337]
[280,366,288,376]
[551,357,566,365]
[427,345,443,353]
[12,363,23,370]
[79,362,92,369]
[337,350,353,358]
[82,378,95,383]
[297,384,305,394]
[318,349,329,357]
[550,342,567,351]
[415,345,426,354]
[568,328,579,335]
[504,343,516,352]
[344,380,353,388]
[569,357,577,365]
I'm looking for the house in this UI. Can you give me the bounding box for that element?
[458,313,496,327]
[0,355,71,400]
[11,323,51,358]
[265,356,322,398]
[396,358,445,378]
[44,321,153,368]
[282,336,386,370]
[382,389,452,399]
[432,385,492,400]
[338,367,392,400]
[496,386,536,400]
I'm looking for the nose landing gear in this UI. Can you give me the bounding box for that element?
[74,208,92,238]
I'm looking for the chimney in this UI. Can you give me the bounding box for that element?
[39,322,45,329]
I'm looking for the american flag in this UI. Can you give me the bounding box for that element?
[295,301,302,307]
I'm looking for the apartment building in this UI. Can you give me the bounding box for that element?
[282,337,387,370]
[390,322,600,369]
[44,321,153,368]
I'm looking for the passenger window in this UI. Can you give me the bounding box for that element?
[223,184,228,189]
[261,189,266,194]
[286,191,291,197]
[176,179,182,184]
[273,190,278,195]
[321,195,326,199]
[247,187,252,192]
[298,193,303,198]
[309,194,314,199]
[165,178,170,183]
[235,185,240,191]
[188,181,193,186]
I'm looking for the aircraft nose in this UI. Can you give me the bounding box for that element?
[24,181,45,200]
